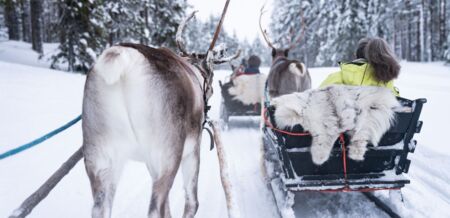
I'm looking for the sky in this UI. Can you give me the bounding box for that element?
[188,0,273,42]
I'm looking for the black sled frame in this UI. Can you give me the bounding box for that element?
[262,97,426,192]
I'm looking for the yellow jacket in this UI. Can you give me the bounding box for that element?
[320,59,399,96]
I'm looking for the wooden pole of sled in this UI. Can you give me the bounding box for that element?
[210,121,241,218]
[9,146,83,218]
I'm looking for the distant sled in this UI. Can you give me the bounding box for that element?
[219,73,266,126]
[261,88,427,217]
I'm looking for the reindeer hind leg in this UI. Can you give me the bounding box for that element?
[147,136,185,218]
[181,136,201,218]
[84,145,125,218]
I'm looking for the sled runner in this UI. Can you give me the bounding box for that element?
[262,96,426,217]
[219,77,262,124]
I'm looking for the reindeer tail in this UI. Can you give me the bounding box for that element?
[94,46,133,85]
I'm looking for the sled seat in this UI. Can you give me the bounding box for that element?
[219,80,261,116]
[263,97,426,191]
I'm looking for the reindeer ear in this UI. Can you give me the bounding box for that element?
[272,48,276,58]
[284,49,289,57]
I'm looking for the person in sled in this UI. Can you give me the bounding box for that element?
[320,37,400,96]
[243,55,261,75]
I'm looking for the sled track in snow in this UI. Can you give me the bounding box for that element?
[270,188,403,218]
[362,192,401,218]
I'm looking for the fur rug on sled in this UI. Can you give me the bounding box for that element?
[271,85,400,165]
[228,74,267,105]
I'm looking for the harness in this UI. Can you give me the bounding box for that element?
[192,61,215,150]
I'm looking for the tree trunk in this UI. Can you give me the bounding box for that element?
[406,0,412,61]
[429,1,440,60]
[416,11,421,61]
[30,0,43,54]
[439,0,446,52]
[5,0,21,40]
[20,0,31,42]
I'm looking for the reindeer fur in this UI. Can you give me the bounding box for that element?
[271,85,400,165]
[267,57,311,98]
[83,44,204,218]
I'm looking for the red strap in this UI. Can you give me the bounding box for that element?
[236,72,244,77]
[263,108,310,136]
[340,134,348,181]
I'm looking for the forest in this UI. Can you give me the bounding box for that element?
[0,0,449,72]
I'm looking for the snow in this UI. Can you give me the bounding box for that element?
[0,40,59,68]
[0,42,450,217]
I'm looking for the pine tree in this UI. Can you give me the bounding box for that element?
[51,0,107,72]
[148,0,187,48]
[331,0,368,62]
[102,0,148,46]
[41,1,62,43]
[312,1,341,66]
[249,37,271,67]
[444,35,450,63]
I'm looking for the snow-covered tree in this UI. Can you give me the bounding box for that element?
[444,35,450,63]
[101,0,148,45]
[148,0,188,48]
[248,37,271,67]
[51,0,107,72]
[270,0,448,66]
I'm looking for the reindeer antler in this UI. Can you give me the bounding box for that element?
[259,5,276,50]
[176,11,199,57]
[176,0,239,64]
[207,0,240,64]
[213,49,241,64]
[287,4,306,50]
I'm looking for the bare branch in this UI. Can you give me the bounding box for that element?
[176,10,198,57]
[259,5,276,49]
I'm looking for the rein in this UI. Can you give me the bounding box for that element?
[191,62,215,150]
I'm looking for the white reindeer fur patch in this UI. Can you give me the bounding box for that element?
[228,74,267,105]
[271,85,400,165]
[289,62,305,76]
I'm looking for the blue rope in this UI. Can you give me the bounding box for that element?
[0,115,82,160]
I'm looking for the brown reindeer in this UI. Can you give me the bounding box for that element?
[82,1,239,217]
[259,6,311,98]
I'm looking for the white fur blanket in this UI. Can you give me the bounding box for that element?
[228,74,267,105]
[271,85,400,165]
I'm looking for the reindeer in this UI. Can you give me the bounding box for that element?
[259,6,311,98]
[81,1,239,217]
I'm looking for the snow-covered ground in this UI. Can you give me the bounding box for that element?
[0,41,449,217]
[0,41,59,68]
